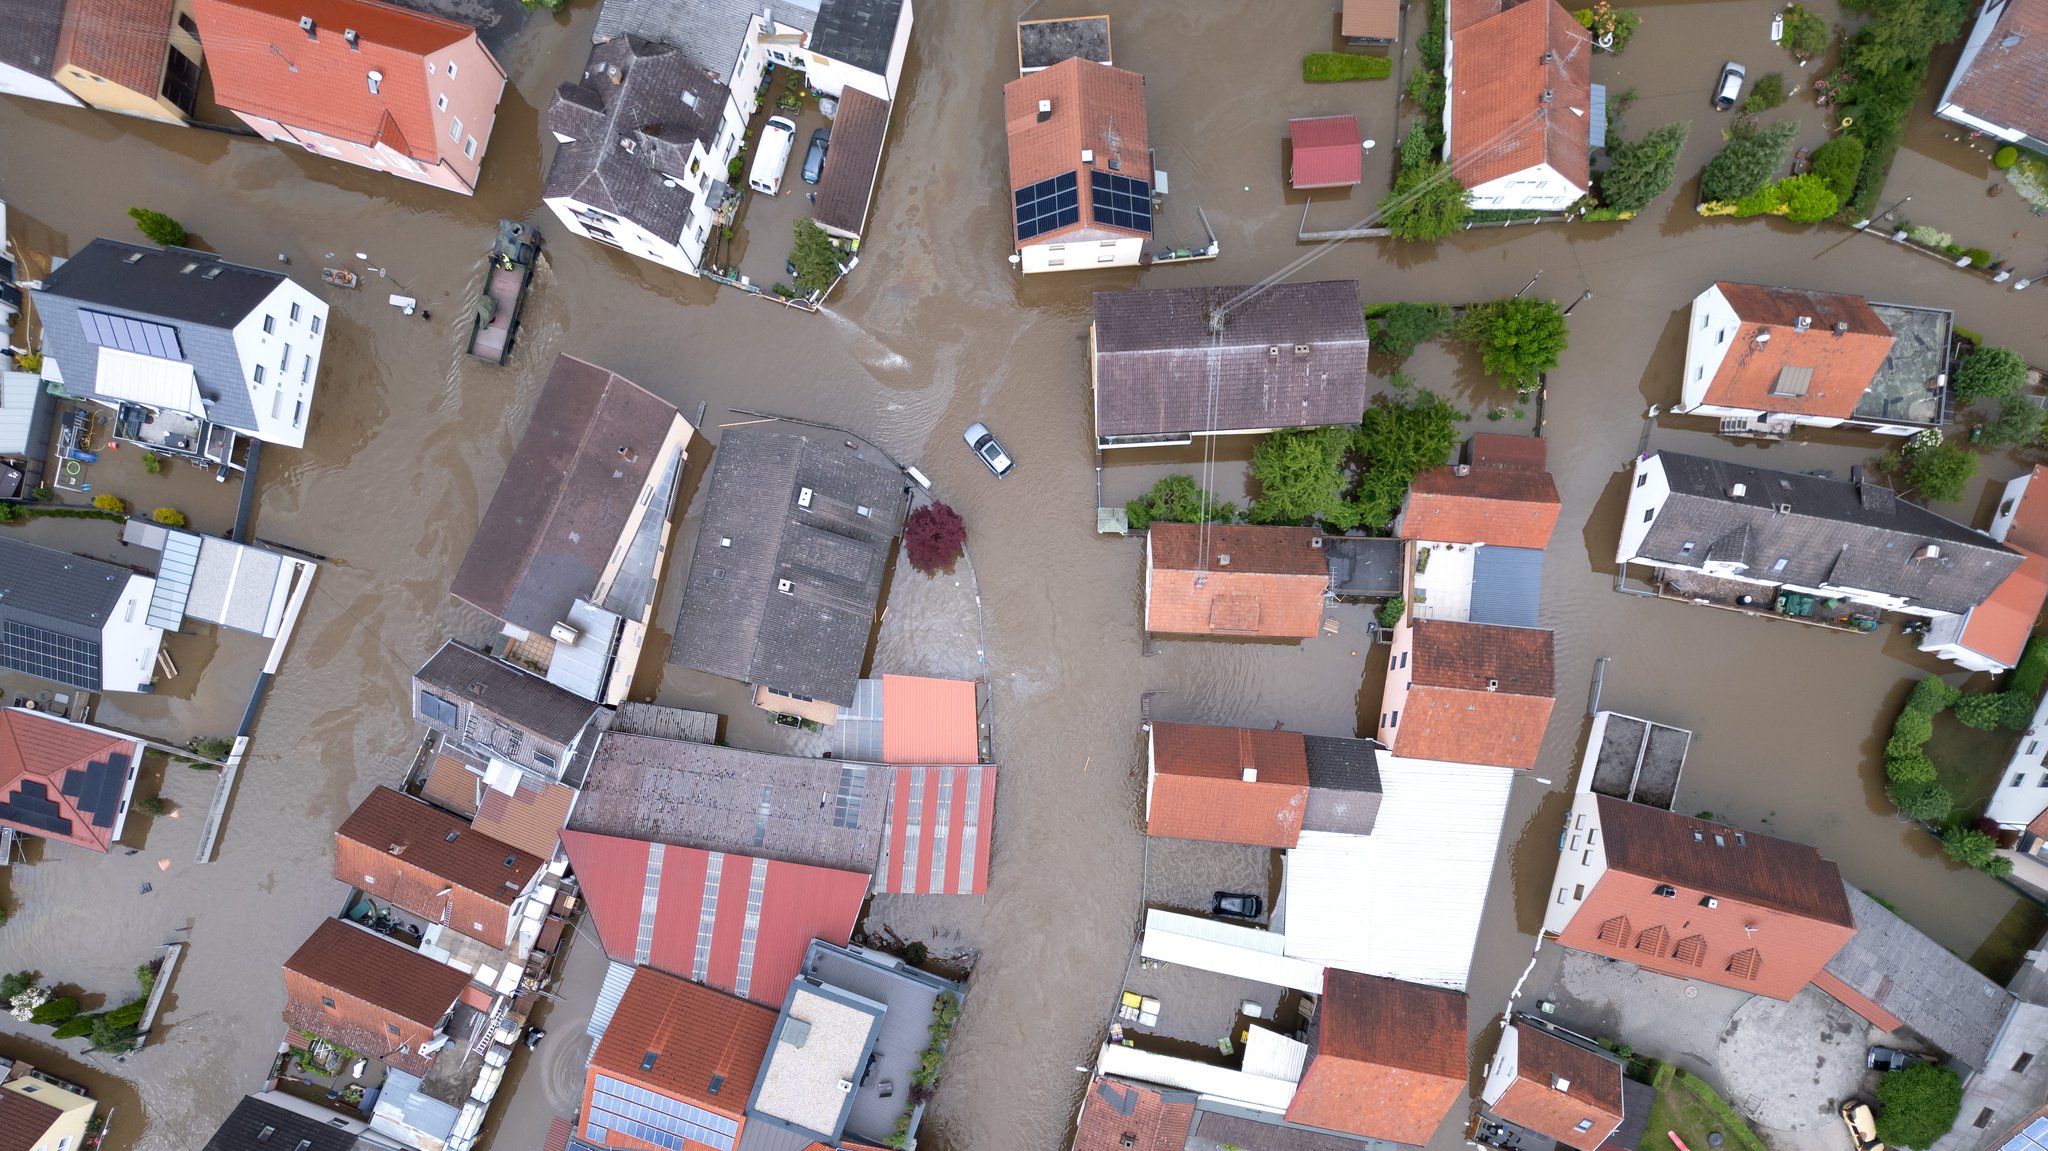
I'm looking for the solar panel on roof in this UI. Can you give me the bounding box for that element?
[0,780,75,836]
[1015,171,1081,241]
[78,309,183,360]
[2005,1117,2048,1151]
[1089,170,1153,234]
[0,619,101,689]
[587,1076,738,1151]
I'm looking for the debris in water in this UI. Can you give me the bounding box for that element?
[157,859,171,871]
[139,883,153,894]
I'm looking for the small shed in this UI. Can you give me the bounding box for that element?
[1343,0,1401,43]
[1289,116,1364,189]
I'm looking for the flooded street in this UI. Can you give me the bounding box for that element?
[4,0,2048,1149]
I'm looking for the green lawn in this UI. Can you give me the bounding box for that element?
[1639,1065,1769,1151]
[1302,52,1393,81]
[1926,708,2021,819]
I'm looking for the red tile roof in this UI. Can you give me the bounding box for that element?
[561,829,867,1001]
[281,919,472,1076]
[1810,969,1905,1033]
[471,776,578,860]
[1469,432,1547,471]
[1146,523,1330,638]
[0,710,141,853]
[0,1086,63,1151]
[1147,723,1309,847]
[1290,116,1364,189]
[875,763,998,894]
[1489,1024,1625,1151]
[1449,0,1592,193]
[1956,551,2048,668]
[334,787,542,946]
[541,1116,573,1151]
[420,753,479,817]
[2029,805,2048,843]
[1402,466,1561,548]
[56,0,173,96]
[1287,971,1468,1144]
[586,966,773,1124]
[1942,0,2048,142]
[192,0,483,163]
[880,675,980,765]
[1074,1077,1196,1151]
[2004,466,2048,555]
[1002,57,1152,245]
[1555,798,1856,999]
[1392,620,1555,769]
[1698,283,1895,419]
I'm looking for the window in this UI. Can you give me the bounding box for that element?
[534,750,557,770]
[450,116,463,142]
[419,691,459,726]
[464,136,477,159]
[2015,773,2028,788]
[1388,710,1399,726]
[2014,1052,2035,1073]
[1573,883,1585,899]
[367,70,381,94]
[1575,1120,1595,1133]
[2030,741,2040,756]
[1047,258,1065,267]
[280,343,291,370]
[178,11,197,34]
[1643,509,1654,522]
[437,94,447,110]
[253,365,266,384]
[447,61,458,77]
[1717,329,1726,344]
[1399,652,1408,668]
[2037,775,2048,787]
[290,302,301,321]
[262,315,275,334]
[1771,557,1789,572]
[321,996,336,1009]
[58,1138,72,1151]
[310,315,322,334]
[428,62,436,75]
[1696,366,1705,381]
[1389,655,1397,671]
[387,1024,401,1037]
[1636,472,1647,488]
[1097,253,1116,263]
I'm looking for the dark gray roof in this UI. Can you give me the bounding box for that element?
[544,38,725,248]
[412,640,601,747]
[812,87,891,238]
[1092,280,1375,440]
[1469,544,1542,628]
[33,240,283,435]
[1639,452,2021,615]
[668,425,907,707]
[810,0,904,76]
[0,0,66,80]
[1303,734,1382,836]
[0,536,136,690]
[450,354,682,633]
[1823,883,2014,1071]
[1323,536,1404,597]
[1189,1099,1398,1151]
[201,1096,363,1151]
[593,0,818,80]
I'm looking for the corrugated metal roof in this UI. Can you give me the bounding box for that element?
[1140,909,1326,993]
[1097,1045,1297,1113]
[1469,545,1543,628]
[0,373,45,457]
[587,960,637,1042]
[1279,758,1513,990]
[1588,83,1607,147]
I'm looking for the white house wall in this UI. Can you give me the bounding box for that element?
[101,573,165,692]
[1543,791,1610,935]
[1480,1023,1521,1106]
[1021,235,1144,273]
[1990,472,2034,543]
[0,64,83,109]
[227,279,328,448]
[1918,610,2011,674]
[1679,284,1740,412]
[1140,909,1326,993]
[545,196,700,276]
[1466,162,1583,212]
[1616,455,1670,564]
[1987,692,2048,827]
[1096,1044,1298,1114]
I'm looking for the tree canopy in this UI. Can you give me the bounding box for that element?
[1904,441,1976,502]
[1873,1064,1963,1149]
[790,219,841,294]
[1700,119,1801,203]
[1597,121,1691,213]
[1246,388,1465,531]
[1249,426,1358,529]
[1379,162,1471,242]
[1371,302,1453,357]
[1954,345,2028,402]
[1352,390,1465,530]
[1455,298,1569,392]
[128,208,186,247]
[1125,474,1235,530]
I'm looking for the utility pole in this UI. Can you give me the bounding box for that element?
[1516,269,1544,298]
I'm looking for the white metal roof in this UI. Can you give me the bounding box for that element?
[1141,909,1325,993]
[545,599,621,701]
[1097,1044,1297,1114]
[1279,756,1514,990]
[1240,1025,1310,1083]
[94,346,203,414]
[0,372,42,457]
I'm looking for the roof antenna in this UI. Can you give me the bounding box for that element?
[267,43,299,73]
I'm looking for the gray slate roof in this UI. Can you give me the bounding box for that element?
[1639,452,2020,615]
[1092,280,1375,440]
[544,38,726,247]
[0,536,136,690]
[0,0,67,81]
[1303,734,1382,836]
[413,639,601,747]
[593,0,817,81]
[1470,544,1543,628]
[201,1095,364,1151]
[810,0,904,76]
[1824,883,2014,1071]
[1323,535,1404,597]
[668,425,907,707]
[33,240,282,435]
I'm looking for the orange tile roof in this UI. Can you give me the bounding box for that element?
[1957,551,2048,668]
[1402,466,1561,548]
[1146,523,1330,638]
[57,0,174,95]
[1287,971,1467,1144]
[1148,722,1310,847]
[1450,0,1503,33]
[1393,620,1555,768]
[1002,57,1152,245]
[1699,283,1895,419]
[1489,1024,1625,1150]
[1449,0,1592,193]
[1074,1077,1196,1151]
[472,777,578,860]
[587,966,773,1119]
[420,753,480,817]
[0,710,142,852]
[880,674,980,765]
[193,0,480,162]
[2005,466,2048,554]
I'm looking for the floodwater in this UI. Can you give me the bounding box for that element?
[3,0,2048,1148]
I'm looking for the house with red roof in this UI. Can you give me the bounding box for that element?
[1070,1076,1195,1151]
[1145,523,1331,639]
[1932,463,2048,677]
[191,0,507,194]
[1481,1019,1629,1151]
[0,708,144,853]
[1377,618,1555,769]
[1003,57,1153,273]
[1285,970,1468,1144]
[578,966,773,1151]
[879,674,979,764]
[281,919,471,1077]
[1937,0,2048,153]
[1289,116,1363,189]
[1542,794,1856,999]
[334,786,545,951]
[50,0,205,123]
[1446,0,1591,211]
[1397,434,1562,550]
[1145,722,1311,847]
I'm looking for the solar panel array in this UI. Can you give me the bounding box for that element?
[1015,171,1079,241]
[1089,170,1153,234]
[59,751,132,829]
[0,620,101,689]
[0,780,73,837]
[419,690,460,728]
[586,1075,739,1151]
[1998,1116,2048,1151]
[78,309,183,360]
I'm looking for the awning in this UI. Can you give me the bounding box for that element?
[1589,83,1608,148]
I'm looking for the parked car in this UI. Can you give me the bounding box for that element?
[1840,1100,1885,1151]
[748,116,798,195]
[1714,61,1748,110]
[1867,1046,1920,1072]
[963,422,1014,477]
[802,128,831,184]
[1213,892,1264,919]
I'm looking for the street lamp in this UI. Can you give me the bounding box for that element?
[1854,194,1911,230]
[1516,269,1544,298]
[1563,289,1593,316]
[2014,266,2048,290]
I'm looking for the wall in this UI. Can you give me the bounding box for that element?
[1615,455,1669,564]
[1021,235,1143,273]
[0,64,84,108]
[100,573,163,693]
[1989,472,2033,543]
[1919,608,2014,675]
[228,279,327,447]
[1480,1023,1521,1106]
[1542,792,1609,935]
[1986,694,2048,827]
[1678,284,1739,412]
[1466,163,1583,211]
[1376,601,1417,738]
[544,196,701,276]
[422,33,507,195]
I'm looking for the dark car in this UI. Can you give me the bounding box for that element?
[1213,891,1264,919]
[802,127,830,184]
[1867,1046,1920,1072]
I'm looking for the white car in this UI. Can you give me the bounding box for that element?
[964,422,1014,477]
[1714,61,1747,110]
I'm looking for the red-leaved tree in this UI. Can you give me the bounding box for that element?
[905,502,967,576]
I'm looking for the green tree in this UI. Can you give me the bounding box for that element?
[1124,474,1235,530]
[1907,677,1959,713]
[30,996,79,1026]
[1905,442,1976,502]
[1874,1063,1963,1148]
[1455,298,1568,392]
[1249,426,1357,529]
[1378,597,1406,629]
[1954,691,2006,729]
[1954,345,2028,402]
[1781,4,1829,59]
[1809,136,1867,202]
[1849,0,1970,77]
[1352,389,1465,529]
[128,208,187,247]
[1371,302,1452,357]
[1778,174,1840,222]
[1941,825,2001,869]
[1742,72,1787,112]
[1980,396,2045,447]
[1700,119,1801,202]
[91,494,126,515]
[87,1014,139,1054]
[0,972,33,1001]
[789,219,842,294]
[1596,121,1691,212]
[1886,708,1934,756]
[1884,751,1937,785]
[136,794,169,817]
[1889,779,1954,822]
[1379,162,1470,242]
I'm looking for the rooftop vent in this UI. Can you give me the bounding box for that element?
[1109,157,1121,170]
[1551,1075,1571,1092]
[1541,50,1554,62]
[1654,883,1677,897]
[550,622,580,644]
[1122,1138,1137,1150]
[1917,544,1941,560]
[1834,320,1849,335]
[1216,553,1231,566]
[1487,678,1500,691]
[1037,98,1052,121]
[1242,767,1258,783]
[1701,896,1719,908]
[1310,536,1325,549]
[344,28,358,48]
[777,578,795,594]
[798,486,814,509]
[1794,315,1812,332]
[619,137,636,153]
[1268,345,1280,358]
[300,15,316,36]
[1774,502,1792,514]
[1294,343,1310,356]
[367,70,382,94]
[719,536,732,547]
[838,1079,855,1093]
[1081,148,1095,163]
[1542,88,1554,102]
[1730,482,1746,497]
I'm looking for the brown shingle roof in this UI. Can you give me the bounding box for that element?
[1148,723,1310,847]
[1411,619,1553,694]
[1449,0,1592,193]
[813,88,891,238]
[1469,432,1548,470]
[588,966,774,1115]
[1489,1024,1625,1150]
[335,787,541,944]
[1146,523,1330,637]
[1393,619,1555,768]
[1074,1077,1196,1151]
[0,1087,63,1151]
[1942,0,2048,142]
[281,919,471,1076]
[57,0,172,96]
[1343,0,1400,39]
[1597,797,1852,924]
[1402,466,1561,548]
[420,753,480,817]
[1699,283,1895,420]
[1003,57,1152,245]
[1287,971,1468,1144]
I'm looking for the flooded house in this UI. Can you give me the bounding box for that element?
[1940,463,2048,680]
[1936,0,2048,153]
[0,535,163,693]
[450,355,692,706]
[281,918,474,1080]
[1376,620,1555,770]
[334,786,548,954]
[28,239,328,467]
[1447,0,1591,212]
[200,1092,390,1151]
[1142,722,1383,847]
[45,0,205,123]
[0,707,144,853]
[1480,1017,1645,1151]
[0,0,85,110]
[0,1059,98,1151]
[1288,115,1364,190]
[1004,57,1154,273]
[1143,523,1331,640]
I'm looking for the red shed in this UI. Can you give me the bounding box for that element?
[1289,115,1364,189]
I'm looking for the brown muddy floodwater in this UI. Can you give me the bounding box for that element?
[4,0,2048,1148]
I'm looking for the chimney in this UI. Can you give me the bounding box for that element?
[1242,767,1259,783]
[1834,320,1849,335]
[1795,315,1812,332]
[1541,88,1554,102]
[299,15,316,37]
[1487,678,1500,692]
[344,27,358,48]
[1037,98,1052,122]
[1217,553,1232,566]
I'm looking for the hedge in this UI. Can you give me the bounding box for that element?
[51,1013,95,1040]
[1303,53,1393,82]
[1674,1070,1772,1151]
[30,996,79,1026]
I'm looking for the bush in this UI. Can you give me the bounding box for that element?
[136,794,168,817]
[50,1013,95,1040]
[88,1014,139,1054]
[1885,752,1937,785]
[1597,121,1691,213]
[1249,426,1357,529]
[1379,597,1406,629]
[151,507,186,527]
[103,997,147,1029]
[901,941,929,966]
[1979,396,2044,447]
[789,219,841,295]
[1673,1071,1772,1151]
[1942,825,2002,869]
[1996,146,2019,169]
[15,353,42,375]
[1303,52,1393,81]
[1875,1063,1963,1148]
[30,996,79,1026]
[1779,174,1841,222]
[1906,677,1959,713]
[1887,707,1934,753]
[128,209,187,247]
[1379,162,1470,242]
[1743,72,1787,112]
[1351,388,1464,529]
[1954,690,2006,730]
[1454,298,1568,392]
[1701,119,1801,202]
[903,503,967,576]
[91,494,126,515]
[188,736,232,759]
[1954,345,2028,402]
[1372,302,1453,357]
[1905,442,1976,502]
[1809,136,1866,202]
[1781,4,1830,59]
[1125,474,1234,530]
[141,452,162,475]
[1890,779,1955,822]
[1577,1,1640,51]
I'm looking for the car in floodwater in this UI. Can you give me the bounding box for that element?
[802,128,830,184]
[1840,1100,1884,1151]
[1213,891,1264,919]
[964,422,1014,477]
[1714,61,1747,110]
[1866,1046,1920,1072]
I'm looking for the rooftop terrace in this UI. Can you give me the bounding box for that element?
[1853,303,1954,427]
